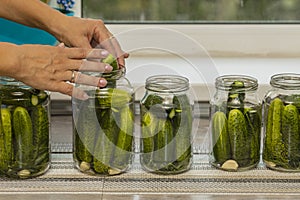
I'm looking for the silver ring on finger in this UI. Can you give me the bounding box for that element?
[70,70,76,83]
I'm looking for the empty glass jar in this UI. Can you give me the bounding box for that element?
[0,77,50,179]
[72,68,135,176]
[140,75,193,174]
[263,73,300,172]
[209,75,262,171]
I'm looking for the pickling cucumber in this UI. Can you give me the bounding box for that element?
[74,100,96,165]
[282,104,300,168]
[0,108,13,172]
[13,107,34,168]
[227,81,245,109]
[172,95,192,169]
[228,108,251,167]
[97,88,132,108]
[102,54,118,88]
[31,105,50,168]
[112,106,134,169]
[141,111,157,167]
[212,111,231,165]
[153,118,174,170]
[93,108,119,175]
[244,108,261,165]
[102,54,118,71]
[264,98,288,167]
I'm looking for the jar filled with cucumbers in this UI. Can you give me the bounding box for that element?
[72,55,134,176]
[209,75,262,171]
[0,77,50,179]
[263,73,300,172]
[140,75,193,174]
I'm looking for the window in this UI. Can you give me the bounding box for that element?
[81,0,300,101]
[83,0,300,23]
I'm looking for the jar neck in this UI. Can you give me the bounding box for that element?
[145,75,189,93]
[0,76,30,89]
[215,75,258,92]
[270,73,300,90]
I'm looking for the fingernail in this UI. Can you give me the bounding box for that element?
[82,93,89,100]
[105,65,113,72]
[101,50,109,57]
[99,78,107,87]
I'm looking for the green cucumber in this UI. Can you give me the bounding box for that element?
[264,98,289,167]
[172,95,192,169]
[93,108,118,175]
[227,81,245,107]
[13,107,34,168]
[212,111,231,165]
[228,109,250,167]
[102,54,118,70]
[153,118,174,170]
[244,107,261,165]
[143,94,164,110]
[97,88,132,108]
[0,108,13,171]
[141,111,157,167]
[112,106,134,169]
[74,100,96,165]
[31,105,50,167]
[263,98,274,162]
[102,54,118,88]
[282,104,300,168]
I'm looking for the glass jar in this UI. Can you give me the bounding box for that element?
[140,75,193,174]
[209,75,262,171]
[0,77,50,179]
[72,68,135,176]
[263,73,300,172]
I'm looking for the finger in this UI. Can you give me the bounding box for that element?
[81,60,113,72]
[102,36,129,68]
[65,48,110,60]
[49,80,89,100]
[75,72,108,87]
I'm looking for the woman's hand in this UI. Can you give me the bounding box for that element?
[10,44,113,99]
[54,17,129,68]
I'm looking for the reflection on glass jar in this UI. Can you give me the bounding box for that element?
[140,75,193,174]
[209,75,262,172]
[72,68,135,176]
[263,73,300,172]
[0,77,50,179]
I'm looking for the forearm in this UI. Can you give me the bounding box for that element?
[0,42,20,77]
[0,0,69,41]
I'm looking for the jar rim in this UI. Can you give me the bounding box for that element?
[215,75,258,92]
[270,73,300,89]
[145,75,189,93]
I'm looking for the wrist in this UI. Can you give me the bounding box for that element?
[0,43,20,77]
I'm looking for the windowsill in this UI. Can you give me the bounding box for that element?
[51,56,293,102]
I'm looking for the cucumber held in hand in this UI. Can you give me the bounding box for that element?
[102,54,119,71]
[102,54,119,88]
